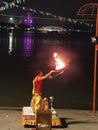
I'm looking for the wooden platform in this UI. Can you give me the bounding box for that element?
[22,106,61,127]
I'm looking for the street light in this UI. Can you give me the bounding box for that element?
[77,3,98,116]
[92,7,98,116]
[9,17,13,23]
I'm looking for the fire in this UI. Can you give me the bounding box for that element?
[53,52,65,70]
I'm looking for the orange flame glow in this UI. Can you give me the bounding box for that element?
[53,52,65,70]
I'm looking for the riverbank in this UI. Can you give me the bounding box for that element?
[0,107,98,130]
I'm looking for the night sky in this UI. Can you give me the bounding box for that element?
[17,0,98,17]
[23,0,98,17]
[0,0,98,18]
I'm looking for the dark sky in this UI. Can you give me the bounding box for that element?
[0,0,98,18]
[22,0,98,18]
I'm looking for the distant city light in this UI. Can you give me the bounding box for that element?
[9,17,14,23]
[24,12,33,27]
[10,17,13,21]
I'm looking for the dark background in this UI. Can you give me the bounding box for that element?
[0,31,98,110]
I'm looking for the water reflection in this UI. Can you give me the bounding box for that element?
[8,32,17,55]
[8,31,34,57]
[23,31,33,58]
[8,32,13,55]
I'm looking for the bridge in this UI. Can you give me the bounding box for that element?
[0,1,96,34]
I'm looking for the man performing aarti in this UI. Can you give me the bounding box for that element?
[31,70,55,113]
[31,52,66,113]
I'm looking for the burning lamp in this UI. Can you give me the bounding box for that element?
[49,52,65,79]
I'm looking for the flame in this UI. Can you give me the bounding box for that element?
[53,52,65,70]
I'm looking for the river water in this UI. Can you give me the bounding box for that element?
[0,30,98,109]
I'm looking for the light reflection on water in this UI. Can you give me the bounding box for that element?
[8,32,13,55]
[23,31,33,58]
[0,31,97,109]
[2,31,91,58]
[7,31,33,57]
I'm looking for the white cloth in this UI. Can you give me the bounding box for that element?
[23,106,35,115]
